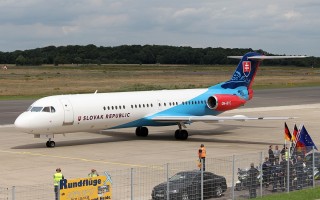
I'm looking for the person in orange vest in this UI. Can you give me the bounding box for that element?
[198,144,206,171]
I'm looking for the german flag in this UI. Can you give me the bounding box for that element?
[292,124,298,143]
[284,122,292,141]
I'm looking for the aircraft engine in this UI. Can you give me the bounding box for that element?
[206,94,247,111]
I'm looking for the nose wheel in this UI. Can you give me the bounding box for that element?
[46,140,55,148]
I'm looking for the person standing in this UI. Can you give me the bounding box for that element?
[247,163,259,198]
[274,145,281,161]
[88,169,99,177]
[53,168,64,200]
[198,144,206,171]
[268,145,275,164]
[262,157,272,187]
[295,156,304,189]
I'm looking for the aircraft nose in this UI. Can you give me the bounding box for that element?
[14,113,33,133]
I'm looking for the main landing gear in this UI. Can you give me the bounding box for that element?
[136,126,149,137]
[175,122,188,140]
[46,139,55,148]
[135,123,189,140]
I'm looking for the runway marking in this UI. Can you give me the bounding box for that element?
[0,149,149,168]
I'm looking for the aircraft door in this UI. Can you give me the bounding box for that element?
[60,98,74,125]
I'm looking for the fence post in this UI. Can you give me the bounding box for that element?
[287,146,290,193]
[313,146,315,188]
[232,155,235,200]
[201,158,204,200]
[166,163,169,200]
[260,152,263,198]
[58,182,60,200]
[131,168,134,200]
[12,186,15,200]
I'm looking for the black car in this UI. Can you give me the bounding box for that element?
[151,170,227,200]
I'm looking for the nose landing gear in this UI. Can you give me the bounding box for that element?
[46,139,55,148]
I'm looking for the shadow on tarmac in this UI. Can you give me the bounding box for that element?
[11,124,278,149]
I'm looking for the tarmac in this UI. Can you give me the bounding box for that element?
[0,87,319,187]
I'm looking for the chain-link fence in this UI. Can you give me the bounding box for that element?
[1,146,318,200]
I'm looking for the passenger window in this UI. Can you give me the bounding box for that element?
[123,105,125,109]
[131,105,133,109]
[151,104,153,107]
[143,104,145,108]
[135,105,137,108]
[139,104,141,108]
[164,103,166,106]
[176,102,178,105]
[112,106,114,110]
[169,102,171,106]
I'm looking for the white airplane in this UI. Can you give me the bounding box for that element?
[14,52,306,147]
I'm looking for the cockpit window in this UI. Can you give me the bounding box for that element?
[42,106,56,113]
[26,106,32,111]
[30,107,43,112]
[51,106,56,113]
[42,107,51,112]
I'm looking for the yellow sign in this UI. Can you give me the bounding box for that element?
[59,176,112,200]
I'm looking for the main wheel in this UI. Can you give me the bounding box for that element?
[136,127,148,137]
[180,130,188,140]
[140,127,148,137]
[174,130,189,140]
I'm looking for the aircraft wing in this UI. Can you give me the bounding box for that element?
[152,115,295,123]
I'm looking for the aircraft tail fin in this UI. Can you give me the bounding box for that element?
[222,53,307,90]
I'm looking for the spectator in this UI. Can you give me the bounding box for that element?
[295,156,304,189]
[274,145,280,161]
[268,145,275,164]
[247,163,259,198]
[262,157,272,187]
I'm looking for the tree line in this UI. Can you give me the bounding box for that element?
[0,44,318,67]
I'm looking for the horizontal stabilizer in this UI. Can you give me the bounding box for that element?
[228,55,307,60]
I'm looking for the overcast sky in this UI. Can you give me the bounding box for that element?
[0,0,319,56]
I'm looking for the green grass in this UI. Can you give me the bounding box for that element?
[257,187,320,200]
[0,64,319,100]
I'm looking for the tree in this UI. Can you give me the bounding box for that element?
[15,55,26,66]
